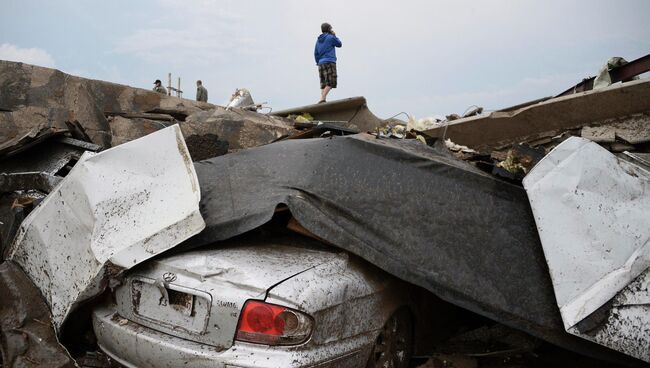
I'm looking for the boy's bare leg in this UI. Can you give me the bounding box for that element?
[320,86,332,102]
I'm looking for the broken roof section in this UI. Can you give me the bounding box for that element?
[423,78,650,152]
[6,125,205,330]
[271,96,386,133]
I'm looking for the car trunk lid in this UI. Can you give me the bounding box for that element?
[113,242,340,349]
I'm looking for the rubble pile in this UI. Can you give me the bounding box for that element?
[1,57,649,368]
[414,64,650,363]
[423,79,650,182]
[0,61,300,158]
[0,61,303,260]
[0,60,202,148]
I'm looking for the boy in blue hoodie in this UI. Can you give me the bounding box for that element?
[314,22,342,103]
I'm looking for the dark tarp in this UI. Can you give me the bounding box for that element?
[190,133,639,365]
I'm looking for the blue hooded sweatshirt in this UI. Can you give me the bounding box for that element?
[314,33,342,65]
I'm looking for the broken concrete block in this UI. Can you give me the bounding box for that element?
[0,107,69,154]
[611,114,650,144]
[581,125,616,142]
[108,107,296,156]
[108,115,169,146]
[184,108,295,151]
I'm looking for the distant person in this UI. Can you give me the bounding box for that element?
[314,22,342,103]
[196,80,208,102]
[153,79,167,95]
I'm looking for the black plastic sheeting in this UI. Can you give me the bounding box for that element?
[191,133,638,365]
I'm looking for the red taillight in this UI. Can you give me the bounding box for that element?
[241,302,283,335]
[235,300,313,345]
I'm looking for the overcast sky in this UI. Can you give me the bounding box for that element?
[1,0,649,118]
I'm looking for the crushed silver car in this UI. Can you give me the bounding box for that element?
[92,235,417,368]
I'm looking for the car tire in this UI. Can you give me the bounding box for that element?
[366,307,413,368]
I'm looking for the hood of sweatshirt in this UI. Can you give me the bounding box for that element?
[317,33,329,43]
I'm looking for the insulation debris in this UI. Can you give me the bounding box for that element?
[444,138,477,153]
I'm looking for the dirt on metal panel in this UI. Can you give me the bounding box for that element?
[6,125,205,330]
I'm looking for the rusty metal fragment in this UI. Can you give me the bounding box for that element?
[556,53,650,97]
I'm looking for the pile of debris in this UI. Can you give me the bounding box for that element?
[412,55,650,364]
[0,60,303,160]
[423,73,650,182]
[1,56,649,368]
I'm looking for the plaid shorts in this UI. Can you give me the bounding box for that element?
[318,63,337,89]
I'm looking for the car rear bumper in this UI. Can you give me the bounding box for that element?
[92,305,373,368]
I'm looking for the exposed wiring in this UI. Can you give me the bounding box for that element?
[442,104,485,140]
[385,112,411,123]
[461,105,481,116]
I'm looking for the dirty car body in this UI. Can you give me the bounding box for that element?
[92,235,410,367]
